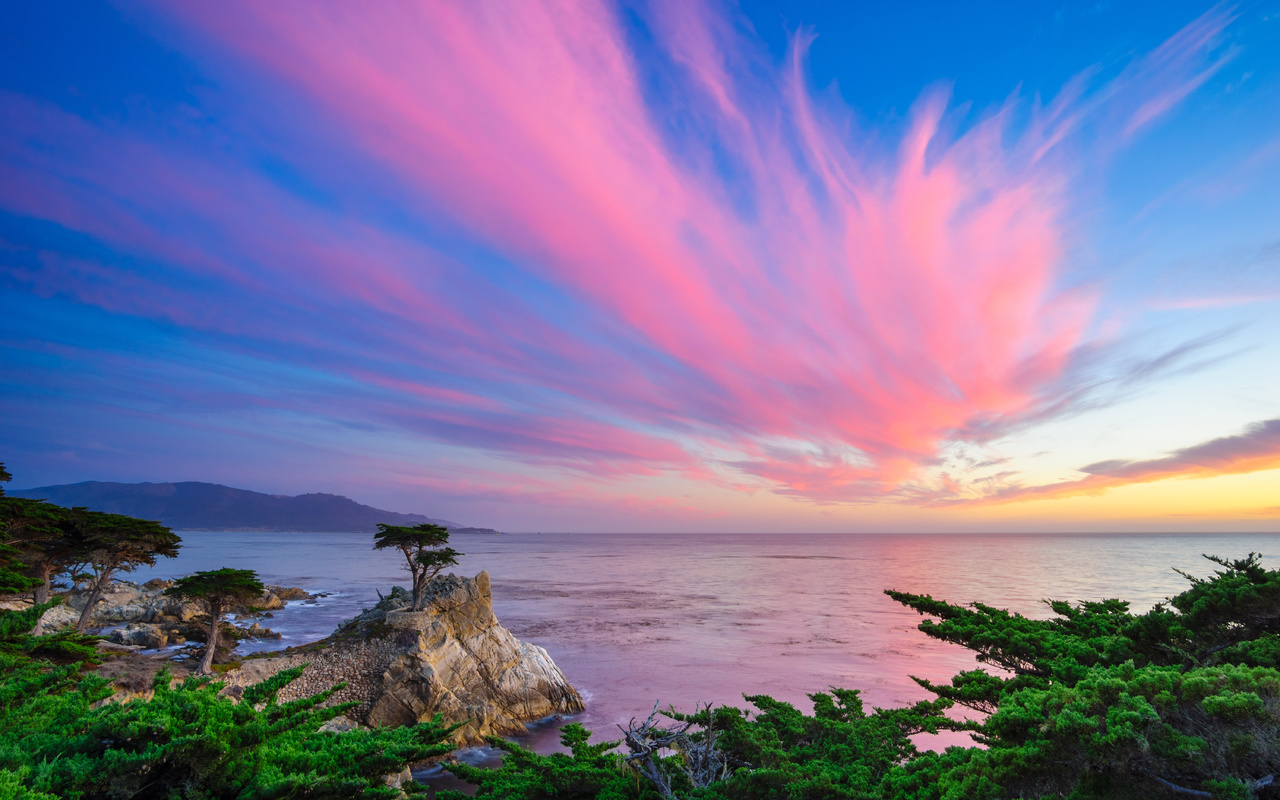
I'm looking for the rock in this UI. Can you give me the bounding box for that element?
[363,571,584,742]
[383,766,413,797]
[37,579,312,631]
[352,607,388,625]
[97,640,144,653]
[376,586,413,612]
[243,622,282,640]
[270,586,312,601]
[319,714,361,733]
[257,593,285,611]
[217,571,584,746]
[110,622,168,650]
[76,582,148,622]
[37,603,78,631]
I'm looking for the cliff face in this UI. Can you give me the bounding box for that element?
[366,571,583,739]
[223,571,583,744]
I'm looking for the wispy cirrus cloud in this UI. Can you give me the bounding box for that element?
[0,1,1236,507]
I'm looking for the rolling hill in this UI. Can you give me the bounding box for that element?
[6,481,486,533]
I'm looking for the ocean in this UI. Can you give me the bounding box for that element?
[130,531,1280,773]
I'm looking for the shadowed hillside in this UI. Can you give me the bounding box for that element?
[8,481,464,532]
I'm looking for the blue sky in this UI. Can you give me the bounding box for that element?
[1,1,1278,531]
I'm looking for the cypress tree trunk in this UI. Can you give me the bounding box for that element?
[32,561,51,605]
[76,570,113,632]
[404,545,425,612]
[199,598,221,675]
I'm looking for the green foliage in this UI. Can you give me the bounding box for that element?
[439,723,658,800]
[165,568,265,610]
[0,538,38,598]
[0,496,77,602]
[0,464,46,595]
[372,523,461,611]
[373,523,450,553]
[63,508,182,571]
[416,546,462,575]
[0,656,459,799]
[0,601,99,665]
[687,691,963,800]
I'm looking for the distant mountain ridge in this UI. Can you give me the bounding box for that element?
[8,481,476,533]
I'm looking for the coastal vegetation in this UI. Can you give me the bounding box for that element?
[0,464,461,798]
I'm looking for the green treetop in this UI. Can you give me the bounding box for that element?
[0,466,66,601]
[372,523,461,612]
[0,463,36,596]
[165,568,266,675]
[1,497,77,604]
[64,509,180,631]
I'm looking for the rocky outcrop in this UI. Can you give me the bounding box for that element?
[13,579,306,654]
[111,622,177,650]
[366,571,583,739]
[221,571,583,745]
[35,579,312,635]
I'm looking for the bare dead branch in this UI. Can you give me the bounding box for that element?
[619,701,738,799]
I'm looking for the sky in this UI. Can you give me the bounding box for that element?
[1,0,1278,533]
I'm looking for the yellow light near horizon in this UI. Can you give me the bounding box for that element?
[961,468,1280,523]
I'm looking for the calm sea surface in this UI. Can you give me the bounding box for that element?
[132,532,1280,762]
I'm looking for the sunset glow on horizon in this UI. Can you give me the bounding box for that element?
[2,1,1278,532]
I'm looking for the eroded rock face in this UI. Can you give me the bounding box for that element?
[220,571,584,745]
[364,571,584,741]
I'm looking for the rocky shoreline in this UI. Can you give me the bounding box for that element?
[221,571,584,744]
[7,570,584,747]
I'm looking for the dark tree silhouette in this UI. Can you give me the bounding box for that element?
[372,523,461,611]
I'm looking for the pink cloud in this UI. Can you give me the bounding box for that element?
[1,1,1235,509]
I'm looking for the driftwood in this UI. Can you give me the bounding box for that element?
[619,702,738,799]
[1142,768,1274,798]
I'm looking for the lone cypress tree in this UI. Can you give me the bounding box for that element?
[372,523,460,612]
[165,568,265,674]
